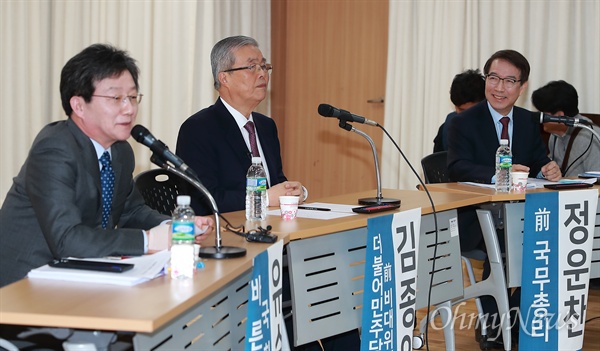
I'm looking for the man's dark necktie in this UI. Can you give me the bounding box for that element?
[99,151,115,229]
[500,116,510,145]
[244,121,260,157]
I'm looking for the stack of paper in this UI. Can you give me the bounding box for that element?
[28,250,170,286]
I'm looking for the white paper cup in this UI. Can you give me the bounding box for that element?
[511,171,529,192]
[279,196,299,220]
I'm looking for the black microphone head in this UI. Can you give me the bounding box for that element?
[318,104,335,117]
[131,124,149,143]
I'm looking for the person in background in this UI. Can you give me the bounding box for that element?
[0,43,214,288]
[447,49,561,349]
[176,35,307,215]
[531,80,600,177]
[433,69,486,152]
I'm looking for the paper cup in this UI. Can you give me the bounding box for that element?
[279,196,299,220]
[511,171,529,192]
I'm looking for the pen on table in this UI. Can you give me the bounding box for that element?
[298,206,331,212]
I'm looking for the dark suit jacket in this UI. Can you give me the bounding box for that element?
[447,100,550,183]
[176,98,287,215]
[0,119,168,287]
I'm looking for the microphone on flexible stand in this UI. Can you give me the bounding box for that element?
[535,112,593,127]
[318,104,399,205]
[318,103,379,126]
[318,103,448,350]
[534,112,600,148]
[131,125,246,259]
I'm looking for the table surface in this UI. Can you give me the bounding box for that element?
[419,181,600,201]
[0,188,488,333]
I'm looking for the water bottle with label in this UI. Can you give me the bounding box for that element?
[171,195,195,279]
[495,139,512,192]
[245,157,268,220]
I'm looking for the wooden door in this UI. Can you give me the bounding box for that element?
[271,0,389,201]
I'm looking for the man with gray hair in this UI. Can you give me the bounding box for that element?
[177,36,306,215]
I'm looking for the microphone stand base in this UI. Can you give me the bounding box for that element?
[358,197,401,206]
[198,246,247,259]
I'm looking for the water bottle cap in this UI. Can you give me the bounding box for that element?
[500,139,509,145]
[177,195,191,205]
[251,157,262,164]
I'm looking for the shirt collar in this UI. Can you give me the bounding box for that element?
[487,101,514,123]
[220,97,255,129]
[90,138,111,161]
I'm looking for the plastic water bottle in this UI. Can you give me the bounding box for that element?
[171,195,195,279]
[495,139,512,192]
[245,157,268,220]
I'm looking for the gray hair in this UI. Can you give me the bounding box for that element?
[211,35,259,90]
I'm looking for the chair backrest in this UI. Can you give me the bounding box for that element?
[134,169,191,216]
[421,151,450,184]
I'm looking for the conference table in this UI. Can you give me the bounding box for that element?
[419,182,600,286]
[0,188,489,350]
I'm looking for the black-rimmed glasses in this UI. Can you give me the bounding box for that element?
[485,74,521,89]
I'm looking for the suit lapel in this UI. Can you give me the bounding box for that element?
[215,99,254,167]
[67,119,102,192]
[253,117,276,182]
[477,102,500,153]
[67,119,107,227]
[510,108,527,158]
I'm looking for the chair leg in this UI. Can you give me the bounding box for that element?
[462,255,487,339]
[438,300,455,351]
[416,301,455,351]
[476,209,512,351]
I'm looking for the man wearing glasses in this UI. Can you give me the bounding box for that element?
[177,36,307,215]
[0,44,214,288]
[448,49,561,184]
[446,49,561,349]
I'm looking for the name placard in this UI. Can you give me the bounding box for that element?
[520,189,597,350]
[360,208,422,351]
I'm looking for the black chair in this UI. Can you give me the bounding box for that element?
[420,150,450,184]
[134,168,191,216]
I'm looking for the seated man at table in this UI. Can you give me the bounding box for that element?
[176,35,307,215]
[447,49,561,349]
[0,43,214,289]
[531,80,600,177]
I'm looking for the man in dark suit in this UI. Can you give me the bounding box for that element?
[176,36,306,215]
[447,49,561,349]
[0,44,214,288]
[448,50,561,183]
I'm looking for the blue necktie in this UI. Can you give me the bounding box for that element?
[99,151,115,229]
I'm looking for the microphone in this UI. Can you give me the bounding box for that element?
[318,104,379,126]
[131,125,195,176]
[536,112,592,127]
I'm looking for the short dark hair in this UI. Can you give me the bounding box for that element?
[531,80,579,117]
[483,49,530,83]
[60,43,140,117]
[450,69,486,107]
